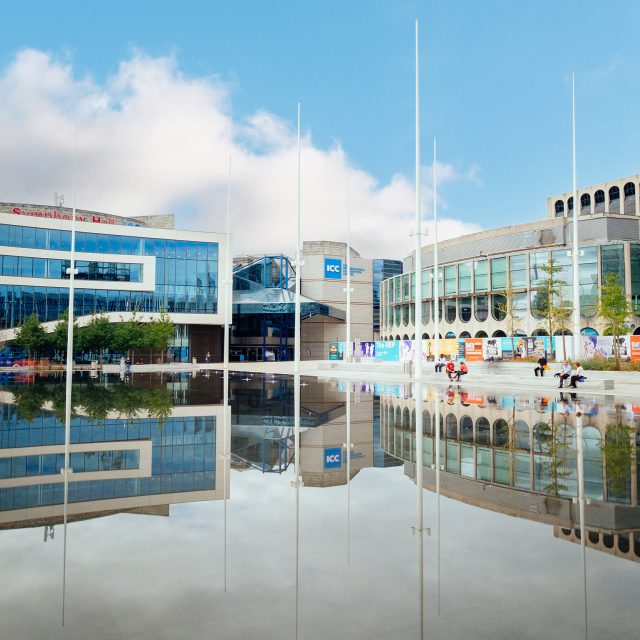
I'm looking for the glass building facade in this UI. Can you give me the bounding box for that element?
[372,259,402,335]
[0,221,219,328]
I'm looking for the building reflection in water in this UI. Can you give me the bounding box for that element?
[380,384,640,564]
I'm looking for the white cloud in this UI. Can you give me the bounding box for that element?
[0,49,481,259]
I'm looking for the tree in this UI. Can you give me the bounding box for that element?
[598,273,631,370]
[13,313,47,361]
[111,313,145,357]
[532,257,573,358]
[495,273,524,359]
[50,311,79,356]
[144,311,174,363]
[78,314,114,363]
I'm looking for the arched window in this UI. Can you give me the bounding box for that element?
[445,331,456,339]
[493,419,509,446]
[422,410,431,435]
[515,420,530,451]
[624,182,636,215]
[476,417,490,445]
[594,189,605,212]
[568,196,574,214]
[553,329,572,336]
[459,297,472,322]
[580,193,591,214]
[554,200,564,216]
[445,298,456,323]
[402,304,409,326]
[492,294,507,320]
[411,409,416,432]
[532,328,549,336]
[460,415,473,442]
[475,330,488,338]
[445,413,457,439]
[609,186,620,213]
[422,333,429,339]
[395,406,402,428]
[459,331,471,338]
[474,295,488,321]
[492,330,507,337]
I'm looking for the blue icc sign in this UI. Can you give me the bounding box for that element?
[324,258,342,279]
[324,447,342,468]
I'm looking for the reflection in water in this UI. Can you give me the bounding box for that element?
[0,373,639,638]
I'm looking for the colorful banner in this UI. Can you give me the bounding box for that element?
[629,335,640,361]
[465,338,484,362]
[328,342,342,360]
[374,340,400,362]
[360,341,376,359]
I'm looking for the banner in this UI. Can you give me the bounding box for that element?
[465,338,484,362]
[631,336,640,361]
[360,341,376,359]
[375,340,400,362]
[328,342,342,360]
[483,338,502,360]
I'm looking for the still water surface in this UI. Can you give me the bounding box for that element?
[0,372,638,639]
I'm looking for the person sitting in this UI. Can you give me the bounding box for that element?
[445,360,456,381]
[534,355,548,377]
[569,362,585,388]
[454,361,468,382]
[435,354,446,373]
[555,361,571,388]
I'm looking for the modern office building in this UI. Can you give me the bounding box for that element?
[380,174,640,341]
[372,258,402,339]
[0,202,229,361]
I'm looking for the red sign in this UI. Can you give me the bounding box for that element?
[11,206,116,225]
[630,335,640,362]
[464,338,484,362]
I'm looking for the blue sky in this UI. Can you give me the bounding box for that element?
[1,1,638,257]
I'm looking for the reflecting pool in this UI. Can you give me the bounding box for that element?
[0,372,638,639]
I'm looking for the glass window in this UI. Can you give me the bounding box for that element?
[121,235,133,255]
[492,294,507,320]
[402,274,410,301]
[84,233,97,253]
[421,269,429,299]
[35,228,47,250]
[458,262,471,293]
[509,254,527,289]
[33,258,46,278]
[490,257,506,290]
[529,252,547,288]
[474,295,488,321]
[49,229,61,251]
[444,298,456,323]
[600,244,625,288]
[108,235,122,254]
[97,234,109,254]
[631,244,640,313]
[474,260,488,292]
[459,296,472,322]
[0,225,8,246]
[22,227,36,248]
[444,265,457,295]
[60,231,72,251]
[2,255,17,276]
[579,246,598,317]
[394,276,402,303]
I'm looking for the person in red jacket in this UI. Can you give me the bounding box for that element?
[455,361,468,382]
[445,360,456,381]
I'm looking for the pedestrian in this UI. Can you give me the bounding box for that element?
[556,361,571,388]
[435,354,446,373]
[534,355,548,377]
[569,361,585,388]
[125,357,132,375]
[445,360,456,381]
[205,351,210,364]
[455,361,468,382]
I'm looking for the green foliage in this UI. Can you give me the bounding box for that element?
[145,311,174,351]
[50,311,80,354]
[534,409,573,496]
[602,421,634,499]
[78,314,114,362]
[533,258,573,352]
[13,312,48,358]
[597,273,632,370]
[580,358,640,371]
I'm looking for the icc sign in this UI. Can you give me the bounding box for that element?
[324,447,342,469]
[324,258,342,279]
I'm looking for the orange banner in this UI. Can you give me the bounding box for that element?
[631,336,640,361]
[464,338,484,362]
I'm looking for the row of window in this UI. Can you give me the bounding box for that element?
[0,470,216,512]
[0,285,218,329]
[0,223,218,260]
[0,449,140,479]
[554,182,638,216]
[0,255,142,282]
[382,244,640,329]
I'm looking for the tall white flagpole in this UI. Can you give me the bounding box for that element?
[433,138,440,366]
[346,178,352,362]
[414,19,423,381]
[571,74,581,359]
[62,128,78,626]
[222,154,232,592]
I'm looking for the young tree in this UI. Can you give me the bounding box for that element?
[598,273,631,370]
[495,273,524,358]
[112,313,145,358]
[13,313,47,361]
[50,311,79,357]
[78,314,114,363]
[531,257,573,359]
[145,311,175,363]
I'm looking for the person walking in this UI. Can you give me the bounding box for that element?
[557,361,571,388]
[534,355,548,377]
[569,362,585,388]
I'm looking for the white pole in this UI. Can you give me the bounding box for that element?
[345,382,351,565]
[414,19,423,381]
[576,415,589,639]
[222,154,232,592]
[293,102,302,640]
[572,74,581,359]
[62,128,78,626]
[346,178,351,362]
[433,138,440,365]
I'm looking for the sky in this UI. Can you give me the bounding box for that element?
[0,1,639,260]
